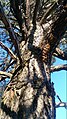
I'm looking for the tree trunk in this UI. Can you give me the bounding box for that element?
[0,24,56,119]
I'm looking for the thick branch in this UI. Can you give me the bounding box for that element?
[0,2,22,62]
[56,102,67,109]
[50,64,67,72]
[0,41,18,60]
[10,0,27,40]
[0,71,12,79]
[53,48,67,60]
[50,10,67,54]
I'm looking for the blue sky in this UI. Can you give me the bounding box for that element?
[51,58,67,119]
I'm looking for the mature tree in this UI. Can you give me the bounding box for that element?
[0,0,67,119]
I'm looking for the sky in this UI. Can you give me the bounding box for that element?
[51,58,67,119]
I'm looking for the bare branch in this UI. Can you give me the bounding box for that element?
[55,92,62,102]
[55,91,67,109]
[32,0,40,28]
[53,48,67,60]
[0,41,18,60]
[0,71,12,79]
[0,2,22,62]
[50,11,67,54]
[56,102,67,109]
[10,0,27,41]
[40,2,56,25]
[50,64,67,72]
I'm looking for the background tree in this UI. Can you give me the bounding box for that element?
[0,0,67,119]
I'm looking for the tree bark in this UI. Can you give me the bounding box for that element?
[0,62,55,119]
[0,24,56,119]
[0,0,67,118]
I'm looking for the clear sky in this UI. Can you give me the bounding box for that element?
[51,58,67,119]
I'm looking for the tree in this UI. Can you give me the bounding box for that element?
[0,0,67,118]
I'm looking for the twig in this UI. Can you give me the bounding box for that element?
[0,2,22,63]
[0,41,18,60]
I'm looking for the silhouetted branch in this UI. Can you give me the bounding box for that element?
[50,64,67,72]
[55,92,62,102]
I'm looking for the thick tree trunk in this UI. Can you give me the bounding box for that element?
[0,61,55,119]
[0,1,67,118]
[0,24,56,119]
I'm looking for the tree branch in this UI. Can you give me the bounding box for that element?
[40,2,56,25]
[50,64,67,72]
[0,71,12,79]
[0,41,18,60]
[53,48,67,60]
[55,92,62,102]
[55,91,67,109]
[0,2,22,63]
[50,10,67,54]
[32,0,40,28]
[56,102,67,109]
[10,0,27,41]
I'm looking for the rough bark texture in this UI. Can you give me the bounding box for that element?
[0,64,55,119]
[0,24,56,119]
[0,0,67,119]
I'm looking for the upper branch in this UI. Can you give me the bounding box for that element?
[10,0,28,41]
[53,48,67,60]
[50,64,67,72]
[49,8,67,55]
[0,2,22,63]
[0,41,18,60]
[32,0,40,28]
[40,2,57,25]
